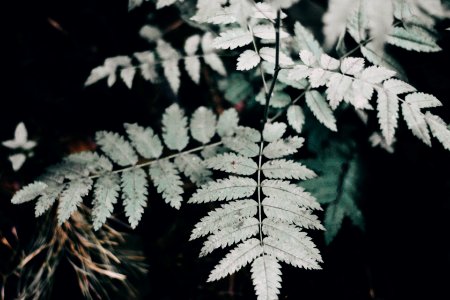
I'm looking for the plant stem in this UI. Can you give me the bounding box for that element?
[256,9,282,245]
[89,142,222,179]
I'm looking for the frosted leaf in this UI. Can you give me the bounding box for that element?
[263,122,287,142]
[190,107,217,144]
[305,90,337,131]
[237,50,261,71]
[162,104,189,151]
[206,153,258,175]
[287,105,305,133]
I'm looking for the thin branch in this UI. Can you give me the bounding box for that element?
[89,142,222,179]
[256,10,282,246]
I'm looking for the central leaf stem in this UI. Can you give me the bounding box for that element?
[257,9,282,245]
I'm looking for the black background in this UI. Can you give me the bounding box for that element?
[1,0,450,299]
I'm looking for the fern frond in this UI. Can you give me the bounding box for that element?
[200,217,259,256]
[92,174,120,230]
[237,50,261,71]
[206,153,258,175]
[174,153,212,185]
[156,40,181,93]
[189,176,257,203]
[387,26,441,52]
[262,197,324,230]
[11,182,47,204]
[121,168,148,228]
[35,183,65,217]
[262,136,304,159]
[251,255,282,300]
[305,90,337,131]
[217,108,239,137]
[261,159,316,180]
[190,200,258,240]
[401,103,431,145]
[58,178,93,224]
[425,113,450,150]
[149,160,183,209]
[262,219,322,261]
[125,123,163,159]
[207,238,263,282]
[287,105,305,133]
[293,22,323,57]
[263,236,321,269]
[96,131,138,167]
[190,107,217,144]
[162,103,189,151]
[213,28,253,50]
[13,105,244,228]
[376,89,399,146]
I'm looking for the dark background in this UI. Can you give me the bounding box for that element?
[1,0,450,299]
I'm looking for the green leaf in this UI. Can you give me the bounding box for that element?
[96,131,138,167]
[125,123,163,159]
[11,182,47,204]
[121,168,148,228]
[162,103,190,151]
[149,160,184,209]
[190,106,217,144]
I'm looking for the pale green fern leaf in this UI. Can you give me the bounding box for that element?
[287,105,305,133]
[200,217,259,257]
[262,219,321,261]
[11,182,47,204]
[360,44,407,80]
[383,79,416,95]
[124,123,163,159]
[262,180,320,210]
[425,112,450,150]
[156,40,181,94]
[360,66,396,84]
[121,168,148,228]
[162,103,189,151]
[184,35,201,84]
[263,122,287,143]
[223,135,259,157]
[35,182,65,217]
[376,89,399,146]
[190,106,217,144]
[293,22,323,57]
[149,160,183,209]
[96,131,138,167]
[262,197,324,230]
[237,50,261,71]
[202,33,227,76]
[190,200,258,240]
[207,238,263,282]
[205,153,257,175]
[305,90,337,131]
[213,28,252,50]
[326,73,353,108]
[217,108,239,137]
[92,174,120,230]
[261,159,316,180]
[174,153,212,185]
[58,178,93,224]
[323,202,345,244]
[251,255,282,300]
[405,93,442,109]
[262,136,304,159]
[189,176,257,203]
[387,26,441,52]
[401,103,431,146]
[263,236,321,270]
